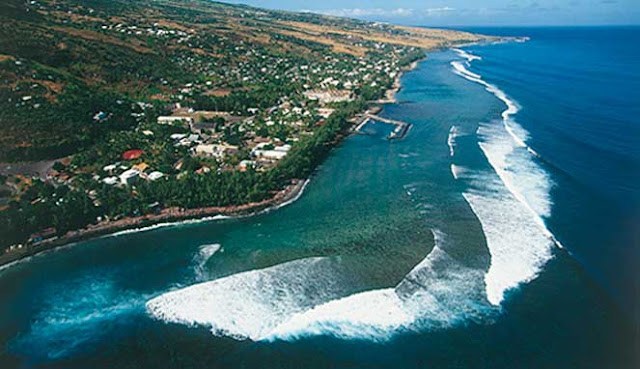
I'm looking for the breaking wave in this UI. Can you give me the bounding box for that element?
[453,48,482,62]
[147,257,356,340]
[147,230,498,342]
[450,48,560,304]
[192,243,222,281]
[264,231,495,342]
[450,164,466,180]
[144,48,563,343]
[447,126,459,156]
[266,179,310,212]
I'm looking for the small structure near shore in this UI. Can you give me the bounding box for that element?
[354,113,412,140]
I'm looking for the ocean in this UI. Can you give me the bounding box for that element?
[0,27,637,368]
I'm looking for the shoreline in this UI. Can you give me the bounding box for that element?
[374,59,421,104]
[0,56,427,270]
[0,179,309,269]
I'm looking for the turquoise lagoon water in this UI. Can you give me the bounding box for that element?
[0,27,637,368]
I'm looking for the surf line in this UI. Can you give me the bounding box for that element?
[450,48,564,250]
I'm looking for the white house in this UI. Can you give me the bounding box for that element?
[303,90,353,104]
[157,116,193,125]
[103,164,117,173]
[194,144,238,159]
[170,133,187,140]
[103,176,119,185]
[148,171,164,181]
[252,143,291,161]
[120,169,139,185]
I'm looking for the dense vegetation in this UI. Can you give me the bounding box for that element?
[0,0,483,250]
[0,101,363,247]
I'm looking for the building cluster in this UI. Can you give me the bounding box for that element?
[100,154,165,187]
[22,0,421,191]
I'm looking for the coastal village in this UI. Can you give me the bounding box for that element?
[0,0,484,260]
[60,47,409,187]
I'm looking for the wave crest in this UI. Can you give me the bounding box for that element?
[450,48,560,304]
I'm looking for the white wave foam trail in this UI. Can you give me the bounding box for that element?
[453,48,482,62]
[450,49,562,303]
[192,244,222,281]
[450,59,527,148]
[450,49,564,247]
[268,179,310,212]
[263,231,495,342]
[149,229,496,342]
[462,188,553,305]
[477,123,553,219]
[147,257,358,340]
[451,61,481,80]
[447,126,459,156]
[107,215,231,238]
[450,164,466,180]
[263,288,410,342]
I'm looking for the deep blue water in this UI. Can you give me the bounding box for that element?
[0,27,637,368]
[461,26,640,313]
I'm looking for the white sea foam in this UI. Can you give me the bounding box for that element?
[462,188,553,305]
[453,48,482,62]
[450,48,561,303]
[451,61,481,80]
[447,125,459,156]
[192,244,222,281]
[477,123,553,218]
[0,241,80,274]
[266,179,310,212]
[398,152,419,158]
[264,231,494,341]
[147,256,359,340]
[262,288,410,342]
[450,164,465,180]
[107,215,231,238]
[149,230,496,342]
[450,55,527,148]
[0,255,34,273]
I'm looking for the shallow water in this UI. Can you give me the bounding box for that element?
[0,27,637,368]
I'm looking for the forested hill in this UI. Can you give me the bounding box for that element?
[0,0,482,161]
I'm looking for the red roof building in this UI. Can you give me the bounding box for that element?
[122,149,144,160]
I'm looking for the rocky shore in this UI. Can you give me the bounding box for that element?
[0,56,427,270]
[0,179,308,269]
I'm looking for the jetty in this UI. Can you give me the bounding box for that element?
[353,113,412,140]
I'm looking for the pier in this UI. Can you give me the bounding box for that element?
[353,114,412,140]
